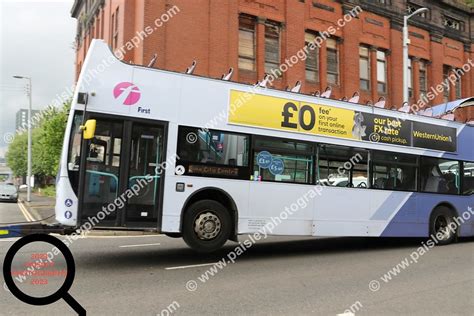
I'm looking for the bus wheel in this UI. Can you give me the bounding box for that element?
[430,206,457,245]
[182,200,232,253]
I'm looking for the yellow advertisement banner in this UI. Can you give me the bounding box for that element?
[228,90,356,139]
[228,90,457,152]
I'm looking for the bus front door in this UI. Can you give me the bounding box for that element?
[79,117,166,229]
[123,123,165,228]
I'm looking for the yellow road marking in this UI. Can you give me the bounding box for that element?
[17,202,35,222]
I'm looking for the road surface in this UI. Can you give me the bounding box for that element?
[0,201,473,315]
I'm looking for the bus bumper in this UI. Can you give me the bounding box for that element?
[0,223,68,238]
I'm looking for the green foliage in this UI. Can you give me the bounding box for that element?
[5,132,28,177]
[37,185,56,197]
[6,101,70,179]
[32,105,69,177]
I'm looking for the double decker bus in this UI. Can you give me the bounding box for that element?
[55,40,473,252]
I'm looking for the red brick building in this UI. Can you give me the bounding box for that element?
[71,0,474,115]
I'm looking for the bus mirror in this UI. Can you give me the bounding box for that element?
[80,120,96,140]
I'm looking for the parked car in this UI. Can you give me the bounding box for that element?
[0,183,18,202]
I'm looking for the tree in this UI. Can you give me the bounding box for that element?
[5,132,28,177]
[33,104,69,178]
[6,101,70,184]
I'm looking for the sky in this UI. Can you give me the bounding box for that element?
[0,0,76,157]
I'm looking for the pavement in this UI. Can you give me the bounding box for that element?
[18,191,56,224]
[0,200,473,315]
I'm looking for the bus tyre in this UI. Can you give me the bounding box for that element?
[165,233,181,238]
[430,206,457,245]
[182,200,232,253]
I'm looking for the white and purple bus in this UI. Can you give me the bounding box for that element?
[54,40,473,252]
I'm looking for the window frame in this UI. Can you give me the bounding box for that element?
[111,7,119,50]
[454,69,462,99]
[252,136,316,185]
[176,126,252,180]
[462,161,474,195]
[419,60,428,97]
[305,31,319,82]
[359,45,371,91]
[317,144,370,189]
[376,50,387,94]
[326,38,339,85]
[443,65,451,102]
[238,14,257,72]
[420,157,462,196]
[264,20,281,75]
[370,150,420,193]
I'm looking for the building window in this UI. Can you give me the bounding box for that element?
[419,60,427,99]
[100,8,104,38]
[372,151,418,191]
[359,46,370,91]
[376,50,387,93]
[253,137,314,184]
[95,16,100,38]
[111,7,119,50]
[305,32,319,82]
[421,157,460,195]
[455,70,462,99]
[407,3,428,19]
[443,65,450,102]
[265,21,281,75]
[444,16,463,31]
[408,58,413,98]
[326,38,339,85]
[238,15,256,71]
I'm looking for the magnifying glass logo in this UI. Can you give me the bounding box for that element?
[3,234,86,315]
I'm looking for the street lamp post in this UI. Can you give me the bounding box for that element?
[403,7,429,104]
[13,75,32,202]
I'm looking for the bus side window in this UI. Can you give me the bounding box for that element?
[371,151,418,191]
[317,145,368,188]
[253,138,314,184]
[463,162,474,195]
[177,126,250,167]
[421,157,460,195]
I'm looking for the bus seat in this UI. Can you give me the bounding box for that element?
[374,177,386,189]
[425,166,448,193]
[385,177,401,190]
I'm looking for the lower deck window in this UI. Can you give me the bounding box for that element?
[421,157,460,194]
[253,138,314,184]
[177,126,250,179]
[372,152,418,191]
[317,145,368,188]
[463,162,474,195]
[178,127,249,167]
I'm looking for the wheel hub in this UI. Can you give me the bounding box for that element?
[434,215,451,241]
[194,212,221,240]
